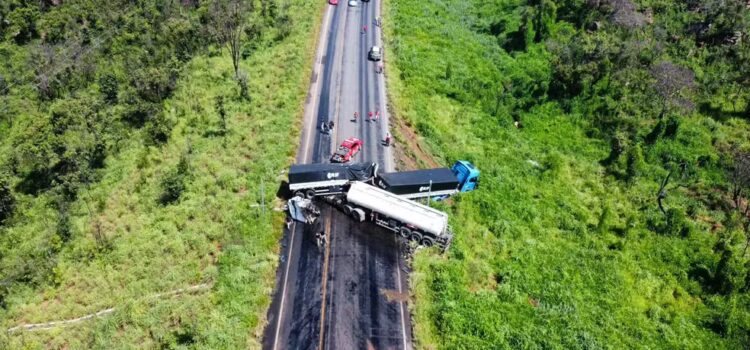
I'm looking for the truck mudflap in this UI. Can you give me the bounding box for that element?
[287,197,320,224]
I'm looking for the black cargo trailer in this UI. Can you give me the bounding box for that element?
[288,162,377,198]
[375,168,459,199]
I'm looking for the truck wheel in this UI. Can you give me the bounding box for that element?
[343,205,353,215]
[294,191,305,198]
[305,189,316,199]
[399,227,411,238]
[351,208,365,222]
[421,237,435,247]
[410,232,422,243]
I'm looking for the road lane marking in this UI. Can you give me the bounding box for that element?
[324,215,338,350]
[302,5,334,163]
[273,4,334,350]
[273,220,297,350]
[395,236,409,350]
[373,3,407,346]
[318,213,333,350]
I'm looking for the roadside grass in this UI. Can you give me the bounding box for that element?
[384,0,750,349]
[0,1,324,348]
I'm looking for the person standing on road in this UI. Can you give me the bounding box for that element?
[384,132,392,146]
[353,111,359,122]
[362,25,367,34]
[328,120,335,131]
[368,111,374,122]
[375,110,380,122]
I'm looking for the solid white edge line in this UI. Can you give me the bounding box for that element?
[374,1,407,348]
[273,221,297,350]
[302,6,334,163]
[396,236,409,350]
[274,3,335,350]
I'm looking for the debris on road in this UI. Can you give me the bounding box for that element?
[287,196,320,224]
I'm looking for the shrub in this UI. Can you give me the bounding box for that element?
[159,154,190,205]
[237,70,250,101]
[714,237,748,295]
[626,143,645,181]
[666,207,691,237]
[99,73,119,104]
[145,111,174,145]
[664,115,680,138]
[215,95,227,136]
[6,6,39,44]
[0,175,15,225]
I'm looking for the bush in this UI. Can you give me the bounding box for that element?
[6,6,39,44]
[625,143,645,182]
[159,154,190,205]
[664,115,680,139]
[0,175,15,225]
[665,207,691,237]
[714,238,748,295]
[99,73,119,104]
[215,95,227,136]
[237,70,250,101]
[145,112,174,145]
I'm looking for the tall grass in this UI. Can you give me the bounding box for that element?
[0,1,325,348]
[384,0,750,349]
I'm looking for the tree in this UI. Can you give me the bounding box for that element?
[657,162,689,217]
[5,5,39,44]
[607,0,647,30]
[728,151,750,255]
[207,0,252,79]
[98,73,119,104]
[651,61,696,114]
[0,175,14,225]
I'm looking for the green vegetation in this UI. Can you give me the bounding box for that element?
[384,0,750,348]
[0,0,323,348]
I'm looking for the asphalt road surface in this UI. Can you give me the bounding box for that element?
[263,1,411,349]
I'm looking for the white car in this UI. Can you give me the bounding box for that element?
[368,46,382,61]
[348,0,358,6]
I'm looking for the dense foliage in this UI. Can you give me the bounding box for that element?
[384,0,750,348]
[0,0,321,347]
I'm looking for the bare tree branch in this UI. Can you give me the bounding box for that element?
[207,0,252,79]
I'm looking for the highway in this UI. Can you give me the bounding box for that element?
[262,1,411,349]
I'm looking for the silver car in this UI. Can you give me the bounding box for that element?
[348,0,357,6]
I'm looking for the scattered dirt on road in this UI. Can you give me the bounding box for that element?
[380,288,409,303]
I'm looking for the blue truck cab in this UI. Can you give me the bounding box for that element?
[451,160,480,192]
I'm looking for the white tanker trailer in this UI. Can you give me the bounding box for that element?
[333,182,453,250]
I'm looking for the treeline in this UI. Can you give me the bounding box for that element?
[0,0,290,306]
